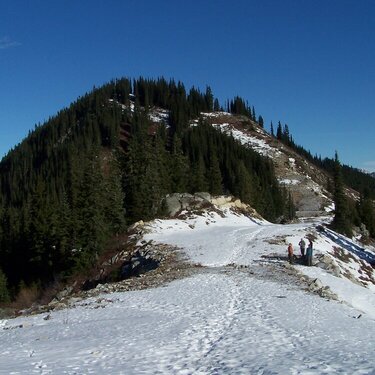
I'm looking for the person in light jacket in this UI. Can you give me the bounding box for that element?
[306,240,313,266]
[298,238,306,258]
[287,243,294,264]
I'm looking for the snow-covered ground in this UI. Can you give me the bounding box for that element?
[1,210,375,374]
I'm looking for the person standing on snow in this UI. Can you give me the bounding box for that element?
[287,243,294,264]
[306,240,313,266]
[298,238,306,258]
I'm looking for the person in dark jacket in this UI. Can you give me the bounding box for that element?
[306,240,313,266]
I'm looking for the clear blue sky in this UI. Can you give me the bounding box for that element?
[1,0,375,171]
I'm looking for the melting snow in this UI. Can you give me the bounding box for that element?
[212,123,281,158]
[278,178,300,185]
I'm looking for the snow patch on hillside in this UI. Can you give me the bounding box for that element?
[212,123,281,158]
[278,178,300,185]
[108,99,170,124]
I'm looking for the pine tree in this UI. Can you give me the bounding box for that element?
[205,86,214,112]
[103,155,125,234]
[213,98,220,112]
[75,151,108,268]
[208,143,222,195]
[191,154,208,192]
[276,121,283,140]
[358,191,375,237]
[170,134,189,193]
[331,152,352,236]
[28,178,60,281]
[285,190,296,221]
[258,115,264,128]
[0,268,10,303]
[283,124,290,143]
[235,161,253,204]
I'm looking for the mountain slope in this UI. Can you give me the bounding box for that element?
[194,111,334,217]
[1,76,374,306]
[0,78,286,297]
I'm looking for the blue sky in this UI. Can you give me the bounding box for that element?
[1,0,375,171]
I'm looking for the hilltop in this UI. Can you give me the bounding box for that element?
[0,76,374,311]
[0,77,375,372]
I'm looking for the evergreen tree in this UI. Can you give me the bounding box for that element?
[235,161,253,204]
[258,115,264,128]
[75,151,108,268]
[205,86,214,112]
[213,98,220,112]
[170,134,189,192]
[103,155,125,234]
[358,191,375,237]
[28,178,60,282]
[270,121,274,137]
[191,154,208,192]
[0,268,10,303]
[207,142,222,195]
[284,190,296,221]
[276,121,283,140]
[331,152,352,236]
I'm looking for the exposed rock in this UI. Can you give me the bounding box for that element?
[195,192,211,201]
[211,196,230,206]
[315,253,341,277]
[306,277,338,300]
[128,220,145,232]
[120,250,159,279]
[309,278,323,291]
[55,286,73,300]
[163,193,260,219]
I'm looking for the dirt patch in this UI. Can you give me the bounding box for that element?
[264,236,287,245]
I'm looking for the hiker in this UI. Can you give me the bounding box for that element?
[298,238,306,258]
[287,243,294,264]
[306,240,313,266]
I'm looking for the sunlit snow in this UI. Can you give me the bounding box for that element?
[1,209,374,374]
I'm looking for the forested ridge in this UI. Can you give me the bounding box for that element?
[273,121,375,238]
[0,77,287,302]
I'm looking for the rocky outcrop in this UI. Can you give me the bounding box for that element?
[314,254,341,277]
[163,193,258,217]
[163,193,211,217]
[306,278,338,300]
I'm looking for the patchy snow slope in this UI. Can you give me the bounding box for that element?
[1,209,375,374]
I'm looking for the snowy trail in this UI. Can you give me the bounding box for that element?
[1,271,374,374]
[145,220,309,267]
[1,216,375,374]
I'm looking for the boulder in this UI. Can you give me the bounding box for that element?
[56,286,73,300]
[195,192,211,201]
[309,278,323,292]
